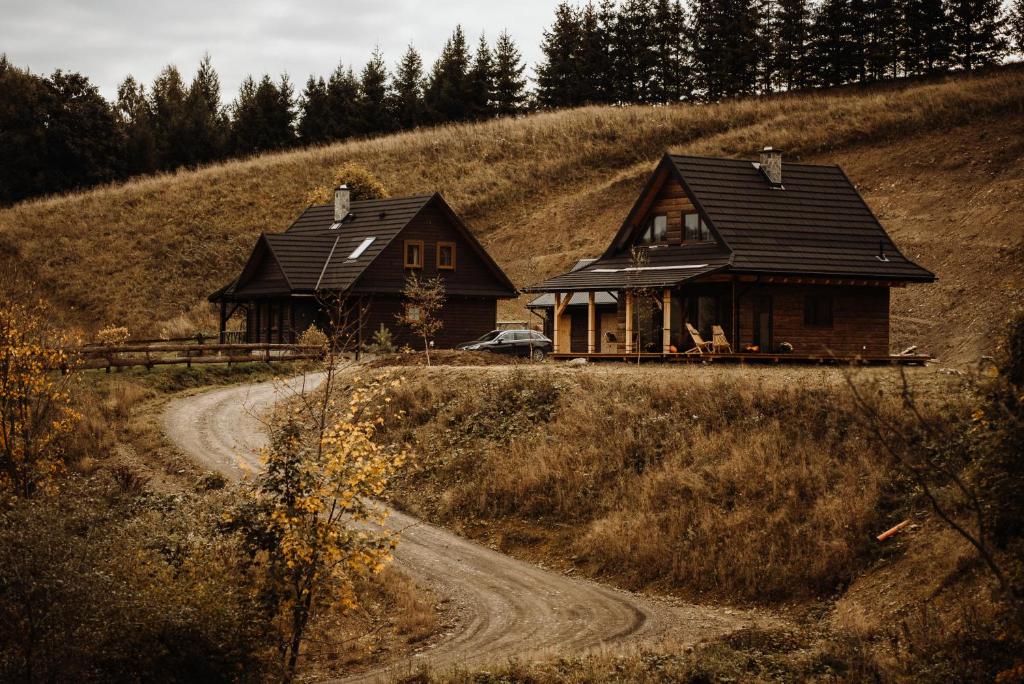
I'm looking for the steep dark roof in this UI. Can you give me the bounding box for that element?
[213,194,516,300]
[527,153,933,293]
[664,155,934,280]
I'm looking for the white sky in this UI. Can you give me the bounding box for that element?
[0,0,556,101]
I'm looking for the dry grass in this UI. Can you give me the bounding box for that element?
[378,365,961,604]
[1,67,1022,361]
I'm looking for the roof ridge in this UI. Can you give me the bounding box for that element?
[668,153,838,169]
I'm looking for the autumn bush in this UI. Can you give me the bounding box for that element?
[379,366,950,603]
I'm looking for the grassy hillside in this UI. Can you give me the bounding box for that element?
[2,66,1023,361]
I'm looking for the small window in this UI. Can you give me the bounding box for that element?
[405,304,422,322]
[404,240,424,269]
[684,212,710,241]
[437,241,456,270]
[639,214,667,244]
[804,294,834,327]
[347,236,375,260]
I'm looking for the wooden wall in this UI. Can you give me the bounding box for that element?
[353,203,511,297]
[736,284,890,355]
[360,294,497,349]
[646,177,696,244]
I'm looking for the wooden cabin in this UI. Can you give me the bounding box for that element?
[525,149,935,360]
[209,189,517,348]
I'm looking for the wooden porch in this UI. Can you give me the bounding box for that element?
[550,351,931,366]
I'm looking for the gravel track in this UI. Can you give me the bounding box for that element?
[161,371,768,682]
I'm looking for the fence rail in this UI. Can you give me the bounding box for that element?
[66,341,324,372]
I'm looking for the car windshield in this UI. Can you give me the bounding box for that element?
[475,330,502,342]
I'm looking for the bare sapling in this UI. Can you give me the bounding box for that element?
[398,273,445,366]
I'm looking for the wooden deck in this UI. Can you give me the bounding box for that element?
[550,352,931,366]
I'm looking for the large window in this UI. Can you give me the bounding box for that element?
[804,294,834,327]
[640,214,668,244]
[683,212,710,241]
[404,240,424,269]
[437,241,456,270]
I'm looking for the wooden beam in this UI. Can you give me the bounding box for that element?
[555,292,572,319]
[553,293,561,354]
[662,288,671,352]
[218,301,227,344]
[587,291,596,354]
[624,290,634,354]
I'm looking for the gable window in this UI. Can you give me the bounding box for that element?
[640,214,668,244]
[804,294,834,327]
[404,240,424,269]
[437,241,456,270]
[405,304,422,322]
[683,212,710,241]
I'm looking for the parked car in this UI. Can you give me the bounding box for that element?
[456,329,552,360]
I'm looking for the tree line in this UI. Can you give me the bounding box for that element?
[2,0,1022,205]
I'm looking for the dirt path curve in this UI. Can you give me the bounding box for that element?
[161,372,769,682]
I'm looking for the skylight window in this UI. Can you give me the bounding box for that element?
[329,222,343,231]
[347,236,375,260]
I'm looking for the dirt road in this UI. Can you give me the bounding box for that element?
[161,371,767,682]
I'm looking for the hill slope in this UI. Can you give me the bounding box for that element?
[2,67,1023,362]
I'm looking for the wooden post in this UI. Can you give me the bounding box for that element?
[553,293,561,354]
[662,288,671,353]
[219,301,227,344]
[277,300,284,344]
[731,279,737,352]
[587,291,596,354]
[624,290,634,354]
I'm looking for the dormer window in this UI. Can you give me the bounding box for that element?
[684,212,710,241]
[640,214,668,244]
[404,240,424,269]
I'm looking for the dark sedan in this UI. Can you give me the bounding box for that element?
[456,329,552,360]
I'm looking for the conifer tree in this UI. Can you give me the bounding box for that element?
[492,31,528,116]
[575,2,613,104]
[865,0,902,80]
[808,0,862,86]
[535,2,583,108]
[326,64,362,140]
[359,47,394,135]
[392,45,426,128]
[149,65,189,169]
[298,76,332,143]
[899,0,953,74]
[614,0,658,102]
[467,33,495,119]
[772,0,811,89]
[947,0,1007,69]
[651,0,693,101]
[183,53,227,165]
[1010,0,1024,53]
[692,0,763,99]
[424,25,472,122]
[115,75,157,176]
[230,74,296,154]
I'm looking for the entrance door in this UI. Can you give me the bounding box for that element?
[753,296,773,353]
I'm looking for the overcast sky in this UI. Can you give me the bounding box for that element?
[0,0,556,101]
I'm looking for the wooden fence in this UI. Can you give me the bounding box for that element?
[69,340,323,372]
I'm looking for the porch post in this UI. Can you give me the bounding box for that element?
[587,291,596,354]
[218,301,227,344]
[624,290,634,354]
[662,288,671,353]
[553,293,561,354]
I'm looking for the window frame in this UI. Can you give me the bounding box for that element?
[403,239,424,269]
[436,241,457,270]
[683,211,711,242]
[803,294,834,328]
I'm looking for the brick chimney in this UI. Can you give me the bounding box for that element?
[334,184,350,221]
[760,147,783,186]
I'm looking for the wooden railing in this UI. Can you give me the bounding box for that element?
[68,341,323,372]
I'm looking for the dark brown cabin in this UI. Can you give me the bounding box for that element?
[209,190,517,348]
[525,149,935,359]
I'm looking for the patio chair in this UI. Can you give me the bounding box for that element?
[684,323,714,355]
[711,325,733,353]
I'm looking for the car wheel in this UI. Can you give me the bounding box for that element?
[531,347,546,362]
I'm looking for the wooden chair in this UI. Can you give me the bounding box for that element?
[685,323,714,355]
[711,325,733,353]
